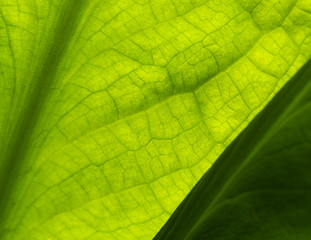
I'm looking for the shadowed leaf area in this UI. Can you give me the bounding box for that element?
[0,0,311,239]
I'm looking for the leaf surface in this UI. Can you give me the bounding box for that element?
[0,0,311,239]
[155,57,311,240]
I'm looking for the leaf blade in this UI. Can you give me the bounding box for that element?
[0,0,311,239]
[154,58,311,240]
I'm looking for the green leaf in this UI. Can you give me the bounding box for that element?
[0,0,311,239]
[154,57,311,240]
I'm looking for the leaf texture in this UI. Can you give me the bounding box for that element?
[0,0,311,239]
[155,57,311,240]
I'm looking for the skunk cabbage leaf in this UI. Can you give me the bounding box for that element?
[0,0,311,239]
[155,57,311,240]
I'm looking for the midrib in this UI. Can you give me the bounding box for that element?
[0,0,85,234]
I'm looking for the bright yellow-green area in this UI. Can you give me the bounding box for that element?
[0,0,311,239]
